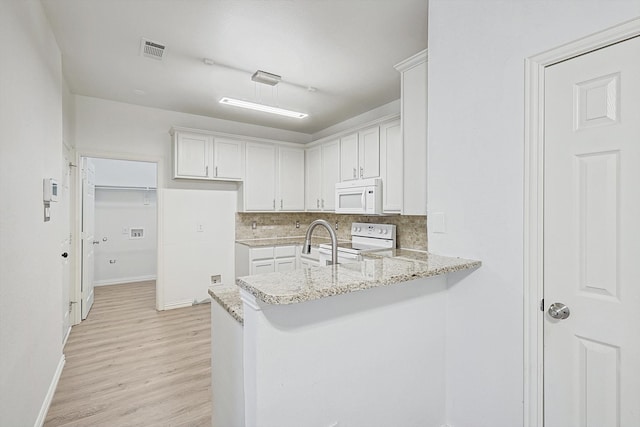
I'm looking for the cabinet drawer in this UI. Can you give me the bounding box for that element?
[251,247,274,260]
[275,245,296,258]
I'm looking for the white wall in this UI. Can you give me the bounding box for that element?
[94,189,157,285]
[160,189,236,307]
[0,1,65,425]
[427,2,640,426]
[92,158,157,188]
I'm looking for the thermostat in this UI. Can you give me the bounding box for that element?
[43,178,59,203]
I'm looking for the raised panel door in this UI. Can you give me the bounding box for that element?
[175,132,211,178]
[340,133,358,181]
[305,146,322,211]
[244,144,276,211]
[214,138,243,179]
[278,147,305,211]
[321,139,341,211]
[358,126,380,179]
[380,120,402,212]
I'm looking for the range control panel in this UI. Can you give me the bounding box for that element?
[351,222,396,239]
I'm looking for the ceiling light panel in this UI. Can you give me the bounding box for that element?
[219,97,308,119]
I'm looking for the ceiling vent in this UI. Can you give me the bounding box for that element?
[140,38,165,60]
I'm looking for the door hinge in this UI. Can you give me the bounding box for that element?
[540,298,544,312]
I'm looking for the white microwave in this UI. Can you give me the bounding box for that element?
[335,178,382,215]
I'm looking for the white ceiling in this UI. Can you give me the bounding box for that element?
[41,0,427,135]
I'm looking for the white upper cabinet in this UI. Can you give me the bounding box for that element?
[340,133,359,181]
[305,146,322,211]
[244,143,277,211]
[213,137,243,180]
[277,147,305,211]
[305,139,340,211]
[395,50,427,215]
[320,140,340,211]
[380,120,402,213]
[340,128,380,182]
[242,144,304,212]
[358,126,380,179]
[172,129,243,181]
[174,131,211,179]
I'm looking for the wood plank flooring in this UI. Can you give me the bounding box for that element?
[45,281,212,427]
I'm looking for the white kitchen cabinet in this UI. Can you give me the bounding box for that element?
[340,133,359,181]
[213,138,243,179]
[305,139,340,211]
[236,243,299,277]
[340,128,380,182]
[172,129,243,181]
[380,119,402,213]
[244,143,277,211]
[305,146,322,211]
[243,144,304,212]
[297,245,320,269]
[395,50,427,215]
[174,131,211,179]
[277,147,305,211]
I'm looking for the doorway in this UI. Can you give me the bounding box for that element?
[524,18,640,427]
[77,156,158,321]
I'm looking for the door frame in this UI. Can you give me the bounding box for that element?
[523,17,640,427]
[71,150,164,325]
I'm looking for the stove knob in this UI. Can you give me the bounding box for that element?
[357,227,361,232]
[382,229,388,234]
[378,229,383,234]
[352,227,357,232]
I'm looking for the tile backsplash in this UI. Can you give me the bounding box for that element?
[236,212,427,251]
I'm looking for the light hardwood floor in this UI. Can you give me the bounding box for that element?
[45,281,212,427]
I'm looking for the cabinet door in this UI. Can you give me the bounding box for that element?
[321,139,341,211]
[275,257,296,273]
[340,133,359,181]
[214,138,243,179]
[380,120,402,212]
[251,259,275,275]
[305,146,322,211]
[277,147,305,211]
[358,126,380,179]
[245,143,276,211]
[174,132,211,178]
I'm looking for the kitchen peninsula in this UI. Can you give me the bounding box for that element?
[209,250,480,427]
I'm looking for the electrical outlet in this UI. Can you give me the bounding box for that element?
[210,275,221,285]
[251,221,257,230]
[295,221,300,229]
[197,224,204,232]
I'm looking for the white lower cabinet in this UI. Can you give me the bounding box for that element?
[297,245,320,269]
[236,244,299,277]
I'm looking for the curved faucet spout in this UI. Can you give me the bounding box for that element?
[302,219,338,266]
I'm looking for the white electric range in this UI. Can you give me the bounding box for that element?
[318,222,396,265]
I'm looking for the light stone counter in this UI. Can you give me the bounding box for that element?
[208,283,243,324]
[235,236,349,248]
[236,251,481,305]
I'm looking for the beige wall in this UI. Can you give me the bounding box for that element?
[236,213,427,251]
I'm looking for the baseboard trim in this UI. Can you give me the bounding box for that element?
[162,299,194,311]
[94,275,157,287]
[34,354,65,427]
[62,325,72,347]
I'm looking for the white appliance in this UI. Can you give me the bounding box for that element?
[335,178,382,215]
[318,222,396,265]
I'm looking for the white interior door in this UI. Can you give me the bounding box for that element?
[544,36,640,426]
[81,157,96,320]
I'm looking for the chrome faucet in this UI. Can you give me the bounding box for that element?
[302,219,338,266]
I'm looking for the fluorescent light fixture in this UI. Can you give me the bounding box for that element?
[219,97,308,119]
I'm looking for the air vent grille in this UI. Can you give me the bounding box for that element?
[140,38,165,60]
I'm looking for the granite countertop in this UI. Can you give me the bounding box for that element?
[236,251,481,305]
[208,283,243,324]
[236,236,350,248]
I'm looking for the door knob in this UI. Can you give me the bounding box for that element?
[61,252,69,258]
[548,302,570,320]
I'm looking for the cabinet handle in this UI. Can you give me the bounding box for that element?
[353,167,356,178]
[215,166,218,177]
[317,199,320,208]
[360,167,363,178]
[206,165,209,176]
[280,199,283,209]
[321,199,324,209]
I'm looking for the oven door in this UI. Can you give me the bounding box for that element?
[318,247,361,266]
